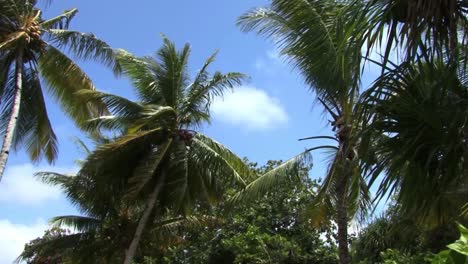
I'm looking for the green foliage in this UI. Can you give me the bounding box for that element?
[361,56,468,227]
[380,249,432,264]
[18,227,74,264]
[156,160,338,264]
[432,224,468,264]
[352,202,460,264]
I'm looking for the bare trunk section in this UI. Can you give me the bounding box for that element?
[336,187,351,264]
[0,49,24,182]
[123,168,167,264]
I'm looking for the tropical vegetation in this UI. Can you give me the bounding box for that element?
[0,0,464,263]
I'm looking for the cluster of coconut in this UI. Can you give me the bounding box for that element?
[177,129,194,146]
[23,20,46,61]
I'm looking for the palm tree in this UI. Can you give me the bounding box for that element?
[17,170,218,263]
[76,37,250,264]
[361,54,468,228]
[238,1,371,263]
[0,0,120,181]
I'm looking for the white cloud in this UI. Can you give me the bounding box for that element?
[211,86,288,130]
[266,48,281,62]
[254,49,284,73]
[0,164,76,205]
[0,218,49,263]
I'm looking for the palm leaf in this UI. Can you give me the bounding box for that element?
[38,45,107,126]
[51,215,101,232]
[126,138,173,199]
[40,8,77,30]
[46,29,121,74]
[230,150,312,204]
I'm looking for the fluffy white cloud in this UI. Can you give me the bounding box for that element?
[211,86,288,130]
[0,164,76,205]
[0,218,49,263]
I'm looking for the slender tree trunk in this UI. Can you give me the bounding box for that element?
[0,50,23,182]
[336,188,351,264]
[123,168,167,264]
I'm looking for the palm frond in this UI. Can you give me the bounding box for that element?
[180,71,246,126]
[115,49,163,103]
[38,45,108,126]
[230,150,312,204]
[13,68,58,163]
[155,37,190,108]
[126,138,173,199]
[40,8,77,30]
[192,134,249,188]
[238,0,363,101]
[50,215,100,232]
[46,29,121,74]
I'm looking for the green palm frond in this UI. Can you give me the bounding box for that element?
[51,215,101,232]
[230,150,312,204]
[38,45,107,126]
[180,71,246,126]
[76,90,144,131]
[46,29,121,74]
[40,8,77,30]
[126,138,173,199]
[0,52,14,97]
[115,49,163,103]
[13,68,58,162]
[191,135,248,188]
[155,37,190,108]
[238,0,363,101]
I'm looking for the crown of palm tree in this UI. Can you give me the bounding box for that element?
[0,0,120,180]
[75,37,249,216]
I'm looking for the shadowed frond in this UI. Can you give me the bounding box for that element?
[126,138,173,199]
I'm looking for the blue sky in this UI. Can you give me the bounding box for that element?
[0,1,380,262]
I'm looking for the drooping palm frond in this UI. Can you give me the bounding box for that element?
[193,133,250,186]
[38,45,107,126]
[13,68,57,162]
[126,138,173,199]
[238,0,363,103]
[352,0,468,63]
[50,215,101,233]
[46,29,121,74]
[230,150,312,205]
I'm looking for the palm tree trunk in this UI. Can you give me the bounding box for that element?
[123,168,167,264]
[0,49,23,182]
[336,189,351,264]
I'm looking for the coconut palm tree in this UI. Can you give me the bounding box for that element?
[0,0,120,181]
[76,37,251,264]
[17,169,219,263]
[238,1,372,263]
